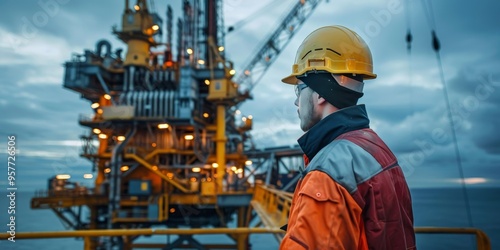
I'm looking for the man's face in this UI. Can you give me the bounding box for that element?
[294,80,321,132]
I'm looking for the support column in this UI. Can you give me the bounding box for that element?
[237,207,249,249]
[237,207,246,227]
[236,233,248,250]
[123,236,133,250]
[84,236,95,250]
[215,104,226,193]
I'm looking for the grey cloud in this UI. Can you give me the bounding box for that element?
[0,80,89,143]
[363,84,442,123]
[467,105,500,154]
[439,61,500,154]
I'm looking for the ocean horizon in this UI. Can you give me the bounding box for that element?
[1,186,499,250]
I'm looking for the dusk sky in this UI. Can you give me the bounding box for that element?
[0,0,499,191]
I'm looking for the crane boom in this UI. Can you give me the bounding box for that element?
[235,0,323,98]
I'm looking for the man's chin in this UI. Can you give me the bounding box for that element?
[300,123,310,132]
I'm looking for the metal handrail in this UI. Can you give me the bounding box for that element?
[415,227,491,250]
[0,227,284,239]
[252,184,293,231]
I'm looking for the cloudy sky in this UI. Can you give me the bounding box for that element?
[0,0,499,191]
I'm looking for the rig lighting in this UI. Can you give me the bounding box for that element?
[198,59,205,65]
[212,163,219,168]
[158,123,169,129]
[152,24,159,31]
[83,174,93,179]
[56,174,71,180]
[104,168,111,173]
[184,135,194,140]
[93,128,101,134]
[204,79,210,85]
[245,160,252,166]
[117,136,126,141]
[91,103,100,109]
[120,166,129,171]
[134,4,140,11]
[104,94,111,100]
[203,113,209,118]
[98,134,108,139]
[192,167,201,173]
[229,69,236,75]
[218,46,224,52]
[186,48,193,55]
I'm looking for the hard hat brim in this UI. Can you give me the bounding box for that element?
[281,75,299,85]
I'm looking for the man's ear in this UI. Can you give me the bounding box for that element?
[317,95,327,105]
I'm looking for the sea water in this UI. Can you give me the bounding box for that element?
[0,187,499,250]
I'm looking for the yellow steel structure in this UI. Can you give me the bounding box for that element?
[117,0,157,67]
[32,0,259,248]
[216,104,227,193]
[125,153,192,193]
[250,186,292,241]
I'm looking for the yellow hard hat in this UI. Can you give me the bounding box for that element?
[282,25,377,84]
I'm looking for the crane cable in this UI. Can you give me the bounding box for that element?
[405,0,412,83]
[404,0,415,139]
[420,0,474,228]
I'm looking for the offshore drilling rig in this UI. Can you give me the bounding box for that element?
[30,0,322,249]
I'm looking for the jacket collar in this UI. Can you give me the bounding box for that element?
[297,104,370,161]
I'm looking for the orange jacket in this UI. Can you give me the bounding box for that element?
[280,105,415,250]
[280,171,368,250]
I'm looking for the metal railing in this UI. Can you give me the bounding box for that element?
[0,228,284,250]
[34,188,94,198]
[415,227,491,250]
[252,184,292,228]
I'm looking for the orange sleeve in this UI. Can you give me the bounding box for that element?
[280,171,364,250]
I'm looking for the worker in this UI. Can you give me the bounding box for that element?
[279,25,416,249]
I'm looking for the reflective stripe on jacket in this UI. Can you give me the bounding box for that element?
[280,105,416,250]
